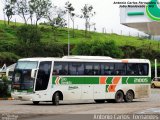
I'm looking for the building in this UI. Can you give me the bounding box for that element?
[0,63,16,81]
[120,2,160,39]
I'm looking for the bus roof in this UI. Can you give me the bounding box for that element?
[18,56,150,63]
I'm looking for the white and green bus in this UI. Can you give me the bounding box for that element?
[11,56,151,105]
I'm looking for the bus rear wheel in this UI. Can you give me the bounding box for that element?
[52,92,60,105]
[124,90,134,102]
[115,91,124,103]
[33,101,39,105]
[94,100,105,103]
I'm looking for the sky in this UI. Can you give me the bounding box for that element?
[0,0,148,36]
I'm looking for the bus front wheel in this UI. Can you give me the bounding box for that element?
[52,92,60,105]
[124,90,134,102]
[115,91,124,103]
[33,101,39,105]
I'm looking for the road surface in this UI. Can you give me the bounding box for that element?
[0,89,160,120]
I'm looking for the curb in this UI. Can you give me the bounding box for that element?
[0,97,14,100]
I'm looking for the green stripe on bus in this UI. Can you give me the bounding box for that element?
[106,85,109,92]
[84,77,99,84]
[122,77,128,84]
[53,76,99,84]
[52,76,151,85]
[106,77,113,84]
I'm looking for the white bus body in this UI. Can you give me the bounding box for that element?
[11,56,151,105]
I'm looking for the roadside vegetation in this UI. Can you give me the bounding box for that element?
[0,76,11,98]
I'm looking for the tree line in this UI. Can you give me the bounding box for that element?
[3,0,96,37]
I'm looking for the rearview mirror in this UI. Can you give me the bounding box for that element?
[31,69,37,78]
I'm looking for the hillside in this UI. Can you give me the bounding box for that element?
[1,20,160,49]
[0,20,160,66]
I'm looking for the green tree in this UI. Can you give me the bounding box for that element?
[42,42,64,57]
[46,6,66,40]
[0,76,10,97]
[29,0,52,26]
[3,0,16,25]
[28,0,34,25]
[16,0,29,24]
[0,52,20,65]
[16,25,41,57]
[80,4,95,37]
[120,45,136,58]
[72,40,123,58]
[65,1,76,38]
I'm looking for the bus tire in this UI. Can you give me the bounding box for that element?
[33,101,39,105]
[52,92,60,105]
[151,84,155,88]
[94,100,105,103]
[115,90,124,103]
[124,90,134,102]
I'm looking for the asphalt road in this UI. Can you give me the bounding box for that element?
[0,88,160,120]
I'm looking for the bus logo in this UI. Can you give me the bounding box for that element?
[61,77,72,84]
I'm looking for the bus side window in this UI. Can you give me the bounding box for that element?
[69,62,84,75]
[84,63,100,75]
[114,63,126,75]
[53,62,68,75]
[127,63,138,75]
[93,63,101,75]
[53,63,61,75]
[138,63,148,75]
[84,63,93,75]
[101,63,114,75]
[77,63,84,75]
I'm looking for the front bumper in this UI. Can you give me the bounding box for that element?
[11,92,34,101]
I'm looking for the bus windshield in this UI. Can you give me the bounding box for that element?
[12,61,38,91]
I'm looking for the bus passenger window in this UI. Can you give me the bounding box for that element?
[101,63,114,75]
[138,64,148,75]
[77,63,84,75]
[93,64,100,75]
[127,63,138,75]
[84,63,93,75]
[84,63,100,75]
[69,63,84,75]
[53,62,68,75]
[114,63,126,75]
